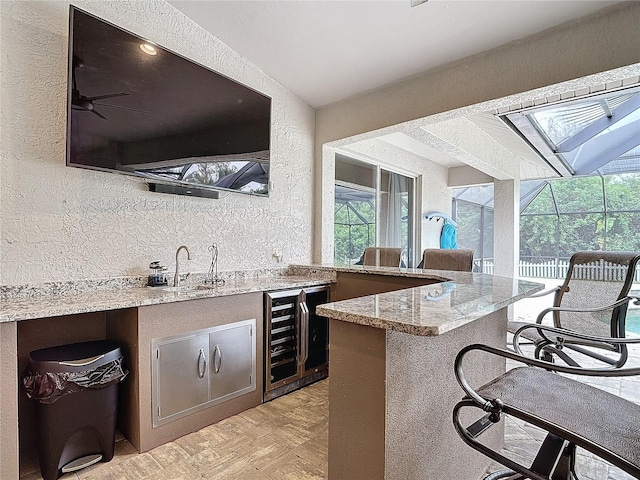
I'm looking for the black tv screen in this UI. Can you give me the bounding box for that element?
[66,6,272,196]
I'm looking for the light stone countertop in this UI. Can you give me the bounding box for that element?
[0,264,544,330]
[0,274,332,323]
[316,269,544,336]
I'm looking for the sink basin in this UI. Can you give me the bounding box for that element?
[163,285,213,293]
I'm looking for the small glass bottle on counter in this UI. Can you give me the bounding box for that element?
[148,261,168,287]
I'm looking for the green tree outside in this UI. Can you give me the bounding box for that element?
[456,173,640,271]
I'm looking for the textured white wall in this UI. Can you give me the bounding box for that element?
[0,1,315,285]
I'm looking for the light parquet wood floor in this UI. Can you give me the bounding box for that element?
[20,370,638,480]
[20,380,329,480]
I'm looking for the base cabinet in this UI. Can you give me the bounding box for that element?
[107,292,264,452]
[154,331,210,424]
[152,319,256,427]
[210,321,255,402]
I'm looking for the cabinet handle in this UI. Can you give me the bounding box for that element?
[213,344,222,374]
[299,302,309,367]
[197,349,207,379]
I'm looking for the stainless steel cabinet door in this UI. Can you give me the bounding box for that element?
[153,332,210,425]
[210,321,255,402]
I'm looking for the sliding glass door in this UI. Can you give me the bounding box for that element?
[334,184,376,265]
[379,169,416,267]
[334,155,417,267]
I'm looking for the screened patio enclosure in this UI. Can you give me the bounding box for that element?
[453,86,640,279]
[454,173,640,280]
[334,184,376,265]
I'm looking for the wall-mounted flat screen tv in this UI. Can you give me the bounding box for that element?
[66,6,272,197]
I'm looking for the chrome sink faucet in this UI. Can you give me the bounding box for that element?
[174,245,191,287]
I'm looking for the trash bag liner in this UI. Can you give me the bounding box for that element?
[23,340,128,404]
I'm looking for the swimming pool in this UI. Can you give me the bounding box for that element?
[627,310,640,335]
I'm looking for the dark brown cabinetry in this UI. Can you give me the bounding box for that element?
[264,286,329,401]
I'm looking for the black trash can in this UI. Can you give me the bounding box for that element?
[23,340,128,480]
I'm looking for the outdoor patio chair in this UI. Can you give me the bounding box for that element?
[453,329,640,480]
[361,247,403,267]
[507,251,640,368]
[420,248,474,272]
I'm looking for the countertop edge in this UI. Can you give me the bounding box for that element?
[317,277,544,336]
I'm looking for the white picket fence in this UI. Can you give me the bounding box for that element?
[483,258,640,281]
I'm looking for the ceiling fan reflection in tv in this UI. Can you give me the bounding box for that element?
[70,55,145,120]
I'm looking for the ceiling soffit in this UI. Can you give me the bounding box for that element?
[422,117,519,181]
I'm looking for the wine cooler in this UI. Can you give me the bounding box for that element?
[264,285,330,401]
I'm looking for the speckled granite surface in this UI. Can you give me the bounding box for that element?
[0,268,330,323]
[0,264,543,328]
[316,271,544,336]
